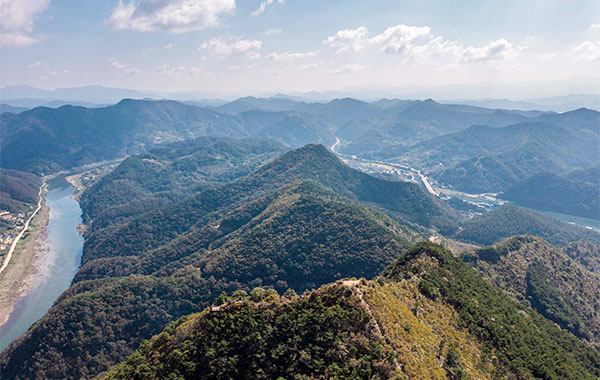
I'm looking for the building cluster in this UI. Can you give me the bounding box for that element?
[0,210,25,250]
[0,233,16,250]
[0,210,25,225]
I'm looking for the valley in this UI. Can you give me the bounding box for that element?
[0,96,598,380]
[2,2,599,378]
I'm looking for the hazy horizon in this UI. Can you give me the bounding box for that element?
[1,0,599,99]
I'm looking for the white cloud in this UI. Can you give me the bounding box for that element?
[264,27,282,36]
[574,41,600,61]
[323,26,369,53]
[110,59,143,75]
[370,24,430,53]
[0,0,49,47]
[267,50,317,61]
[153,64,204,78]
[326,63,366,75]
[590,24,600,30]
[324,24,521,64]
[199,37,262,56]
[323,25,430,54]
[0,0,49,32]
[26,61,41,69]
[107,0,235,33]
[0,33,38,47]
[462,39,516,62]
[251,0,284,17]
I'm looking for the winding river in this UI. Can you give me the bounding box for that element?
[0,178,83,351]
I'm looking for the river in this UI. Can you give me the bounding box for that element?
[0,178,83,352]
[536,209,600,233]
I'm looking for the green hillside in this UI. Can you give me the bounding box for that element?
[462,236,600,346]
[79,136,286,232]
[501,167,600,219]
[428,123,598,193]
[0,165,418,379]
[0,169,41,213]
[104,242,600,380]
[81,144,457,268]
[0,100,248,174]
[338,99,532,157]
[454,204,600,246]
[383,242,600,379]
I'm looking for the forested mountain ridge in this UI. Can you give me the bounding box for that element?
[4,96,596,180]
[81,144,457,269]
[397,122,594,169]
[501,167,600,219]
[393,121,599,193]
[454,204,600,247]
[0,169,41,214]
[536,107,600,133]
[79,136,287,232]
[104,242,600,380]
[382,242,600,379]
[1,93,599,380]
[462,235,600,346]
[75,180,413,284]
[0,146,437,380]
[337,99,537,156]
[0,99,245,174]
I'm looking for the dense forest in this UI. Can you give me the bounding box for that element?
[79,136,287,232]
[383,242,600,379]
[105,284,394,380]
[81,144,456,269]
[461,235,600,346]
[0,169,41,213]
[0,146,434,379]
[0,106,598,380]
[454,204,600,246]
[501,167,600,219]
[104,242,600,380]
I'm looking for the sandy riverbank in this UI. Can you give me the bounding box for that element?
[0,205,49,327]
[65,173,83,201]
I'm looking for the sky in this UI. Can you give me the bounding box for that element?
[0,0,599,99]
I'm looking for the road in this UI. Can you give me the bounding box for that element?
[330,137,340,153]
[0,183,45,275]
[334,150,439,197]
[417,170,438,196]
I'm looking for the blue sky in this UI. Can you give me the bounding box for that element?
[0,0,598,98]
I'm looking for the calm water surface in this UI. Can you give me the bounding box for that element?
[538,209,600,233]
[0,179,83,352]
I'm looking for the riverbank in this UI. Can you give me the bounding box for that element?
[0,184,84,351]
[0,204,49,327]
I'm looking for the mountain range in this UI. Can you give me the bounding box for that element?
[3,96,598,177]
[103,242,600,380]
[2,85,597,111]
[1,144,427,379]
[1,137,599,379]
